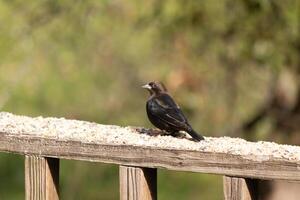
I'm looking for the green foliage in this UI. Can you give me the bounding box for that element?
[0,0,299,199]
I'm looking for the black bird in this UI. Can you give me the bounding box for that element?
[142,81,204,141]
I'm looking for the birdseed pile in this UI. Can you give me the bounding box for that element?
[0,112,299,162]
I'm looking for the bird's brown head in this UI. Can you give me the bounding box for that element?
[142,81,167,95]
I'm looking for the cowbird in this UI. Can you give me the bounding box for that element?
[142,81,204,141]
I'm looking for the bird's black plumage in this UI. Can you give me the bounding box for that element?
[142,81,204,141]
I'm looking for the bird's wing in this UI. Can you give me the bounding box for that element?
[150,94,190,130]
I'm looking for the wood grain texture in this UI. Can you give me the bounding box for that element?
[119,166,157,200]
[0,133,299,181]
[25,156,59,200]
[223,176,258,200]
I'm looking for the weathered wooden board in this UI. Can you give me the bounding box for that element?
[25,156,59,200]
[0,133,299,181]
[223,176,258,200]
[119,166,157,200]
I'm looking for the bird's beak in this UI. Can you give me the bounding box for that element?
[142,84,151,90]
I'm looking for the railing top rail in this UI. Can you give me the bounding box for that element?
[0,112,299,181]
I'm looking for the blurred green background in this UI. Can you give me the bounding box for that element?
[0,0,299,199]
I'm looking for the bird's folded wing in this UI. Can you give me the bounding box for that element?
[152,98,189,130]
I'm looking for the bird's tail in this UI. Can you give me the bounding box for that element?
[187,129,205,141]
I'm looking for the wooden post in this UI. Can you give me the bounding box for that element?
[223,176,258,200]
[25,156,59,200]
[119,166,157,200]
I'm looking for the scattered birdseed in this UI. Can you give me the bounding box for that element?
[0,112,299,162]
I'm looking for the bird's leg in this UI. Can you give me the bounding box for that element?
[170,131,186,138]
[133,127,163,136]
[161,130,172,136]
[148,128,164,136]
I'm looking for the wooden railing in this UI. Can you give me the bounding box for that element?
[0,112,299,200]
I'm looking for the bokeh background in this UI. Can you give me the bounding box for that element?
[0,0,299,199]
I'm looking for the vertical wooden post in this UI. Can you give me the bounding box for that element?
[223,176,258,200]
[119,166,157,200]
[25,155,59,200]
